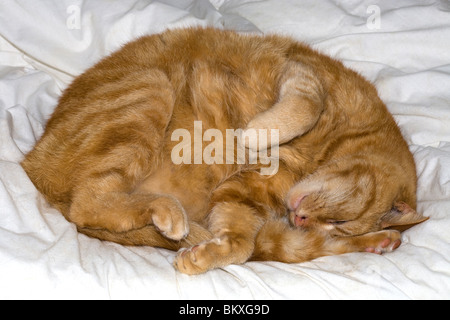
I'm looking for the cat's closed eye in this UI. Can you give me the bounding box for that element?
[327,220,348,225]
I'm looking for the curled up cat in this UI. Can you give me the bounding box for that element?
[21,28,428,275]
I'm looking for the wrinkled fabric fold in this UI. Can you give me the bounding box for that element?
[0,0,449,299]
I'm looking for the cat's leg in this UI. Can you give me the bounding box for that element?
[244,61,326,150]
[173,202,266,275]
[67,69,188,240]
[70,184,189,240]
[252,220,401,263]
[69,150,189,240]
[173,169,285,275]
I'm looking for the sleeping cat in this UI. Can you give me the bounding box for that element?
[22,27,428,275]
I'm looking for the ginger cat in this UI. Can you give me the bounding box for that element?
[22,28,428,275]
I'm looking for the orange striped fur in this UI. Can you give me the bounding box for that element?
[22,28,427,274]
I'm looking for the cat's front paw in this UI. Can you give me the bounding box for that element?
[174,237,234,275]
[174,241,215,275]
[363,230,402,255]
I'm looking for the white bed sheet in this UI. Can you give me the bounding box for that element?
[1,0,449,299]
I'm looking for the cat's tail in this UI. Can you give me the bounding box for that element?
[251,219,327,263]
[78,221,213,251]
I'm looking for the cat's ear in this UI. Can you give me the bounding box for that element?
[380,201,429,232]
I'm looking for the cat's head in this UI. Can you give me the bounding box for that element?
[286,160,428,237]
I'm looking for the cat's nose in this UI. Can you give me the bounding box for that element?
[294,214,309,227]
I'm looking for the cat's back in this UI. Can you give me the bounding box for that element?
[21,28,295,211]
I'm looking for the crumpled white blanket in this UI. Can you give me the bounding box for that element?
[1,0,449,299]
